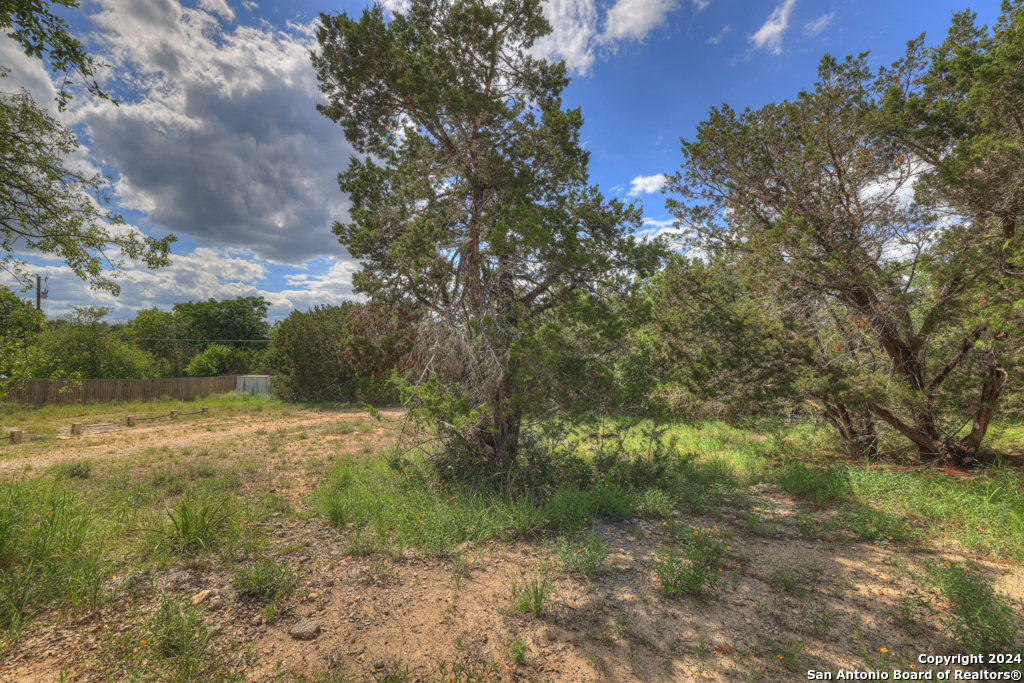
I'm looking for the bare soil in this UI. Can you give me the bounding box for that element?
[0,406,1021,682]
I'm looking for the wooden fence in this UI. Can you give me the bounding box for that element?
[2,376,240,406]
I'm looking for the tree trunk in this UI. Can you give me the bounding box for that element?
[958,351,1007,456]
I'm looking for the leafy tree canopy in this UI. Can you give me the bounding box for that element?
[172,296,271,349]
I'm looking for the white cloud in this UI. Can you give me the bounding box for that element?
[692,0,711,11]
[601,0,676,44]
[628,173,666,197]
[242,1,257,10]
[749,0,797,55]
[73,0,357,266]
[532,0,677,74]
[381,0,412,16]
[197,0,235,22]
[531,0,600,73]
[803,12,834,38]
[706,25,730,45]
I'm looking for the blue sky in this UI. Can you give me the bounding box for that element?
[0,0,1002,321]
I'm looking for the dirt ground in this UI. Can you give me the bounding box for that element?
[1,405,1021,682]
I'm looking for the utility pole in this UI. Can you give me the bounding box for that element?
[36,275,41,333]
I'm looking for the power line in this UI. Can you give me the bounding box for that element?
[119,337,273,343]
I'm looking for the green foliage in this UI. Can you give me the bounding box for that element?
[233,559,298,604]
[151,493,236,556]
[774,463,851,506]
[660,47,1013,463]
[1,0,118,108]
[313,0,666,465]
[652,527,726,597]
[173,297,270,350]
[145,594,212,673]
[31,306,160,379]
[0,482,111,651]
[121,308,191,377]
[555,531,609,577]
[272,303,410,403]
[0,90,172,294]
[54,459,92,480]
[185,343,231,377]
[928,560,1022,665]
[509,572,550,618]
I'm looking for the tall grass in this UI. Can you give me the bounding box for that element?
[0,481,112,651]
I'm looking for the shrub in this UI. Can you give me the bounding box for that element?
[774,463,850,505]
[185,343,232,377]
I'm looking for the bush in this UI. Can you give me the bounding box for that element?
[542,485,632,533]
[774,462,851,505]
[146,594,211,671]
[185,344,232,377]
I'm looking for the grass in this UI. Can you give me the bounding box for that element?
[555,531,610,577]
[652,526,726,597]
[509,572,551,618]
[233,558,298,603]
[927,559,1022,665]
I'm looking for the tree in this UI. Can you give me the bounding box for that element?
[312,0,664,464]
[173,297,271,349]
[121,307,191,376]
[31,306,159,379]
[1,0,117,109]
[662,53,1009,465]
[0,284,46,391]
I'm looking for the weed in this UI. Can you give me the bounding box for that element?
[506,634,530,665]
[652,527,725,597]
[928,560,1022,663]
[555,531,609,577]
[146,594,212,674]
[774,463,850,505]
[55,460,93,480]
[151,492,236,555]
[510,572,550,618]
[233,559,298,603]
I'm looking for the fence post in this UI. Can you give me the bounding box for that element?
[10,430,22,443]
[201,406,208,415]
[71,423,82,435]
[170,410,178,419]
[127,416,136,427]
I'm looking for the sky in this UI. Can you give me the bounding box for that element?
[0,0,1003,322]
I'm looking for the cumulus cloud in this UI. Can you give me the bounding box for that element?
[706,25,730,45]
[749,0,797,55]
[197,0,235,22]
[628,173,666,197]
[601,0,676,44]
[804,12,834,38]
[532,0,677,74]
[692,0,711,11]
[380,0,412,16]
[73,0,357,266]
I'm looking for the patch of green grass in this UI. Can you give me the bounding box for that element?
[506,634,530,665]
[774,462,850,505]
[147,492,238,556]
[555,531,609,577]
[652,527,726,597]
[233,559,298,603]
[147,594,211,666]
[0,482,111,652]
[54,460,93,480]
[927,560,1022,666]
[509,572,550,618]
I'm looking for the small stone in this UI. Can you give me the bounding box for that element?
[308,593,319,601]
[191,589,214,605]
[209,598,223,610]
[374,660,385,671]
[289,619,321,641]
[348,646,366,656]
[251,615,264,627]
[299,555,311,564]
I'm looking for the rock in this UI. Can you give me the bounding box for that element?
[348,646,366,656]
[251,615,264,627]
[374,660,385,671]
[209,598,223,610]
[307,593,319,601]
[289,619,321,641]
[299,555,311,564]
[191,589,214,605]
